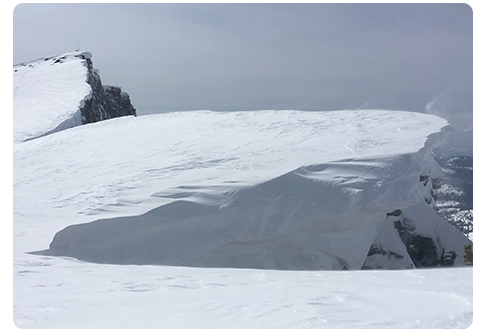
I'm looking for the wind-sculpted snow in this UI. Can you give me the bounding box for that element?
[13,109,471,270]
[13,109,474,327]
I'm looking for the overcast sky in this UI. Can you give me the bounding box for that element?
[13,3,472,137]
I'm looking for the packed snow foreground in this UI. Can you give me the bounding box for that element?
[13,52,473,328]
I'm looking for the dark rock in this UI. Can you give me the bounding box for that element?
[52,56,67,64]
[387,251,404,260]
[386,209,401,217]
[392,216,441,267]
[440,250,457,266]
[77,55,136,124]
[366,244,404,260]
[367,244,387,256]
[394,217,415,232]
[405,234,440,267]
[432,178,442,190]
[420,175,429,186]
[103,85,137,118]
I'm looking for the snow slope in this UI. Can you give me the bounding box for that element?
[14,109,470,270]
[13,109,474,328]
[13,52,92,143]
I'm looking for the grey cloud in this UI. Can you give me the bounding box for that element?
[14,3,472,134]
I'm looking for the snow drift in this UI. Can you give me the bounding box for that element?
[15,109,471,270]
[13,51,136,143]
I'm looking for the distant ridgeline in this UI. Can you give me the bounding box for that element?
[433,154,473,239]
[13,51,136,143]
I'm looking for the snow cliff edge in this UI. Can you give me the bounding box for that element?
[22,110,472,270]
[13,51,136,143]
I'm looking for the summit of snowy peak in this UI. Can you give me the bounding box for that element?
[13,51,92,69]
[13,51,135,143]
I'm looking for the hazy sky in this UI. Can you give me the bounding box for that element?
[13,3,472,135]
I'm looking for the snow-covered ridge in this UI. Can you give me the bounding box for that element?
[13,109,472,270]
[13,51,136,143]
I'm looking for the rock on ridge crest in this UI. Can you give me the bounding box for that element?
[77,52,136,124]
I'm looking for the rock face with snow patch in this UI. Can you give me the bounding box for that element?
[38,152,472,270]
[13,51,136,143]
[78,53,136,123]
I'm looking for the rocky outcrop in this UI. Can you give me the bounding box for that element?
[33,154,472,270]
[104,86,137,118]
[76,53,136,124]
[362,172,471,270]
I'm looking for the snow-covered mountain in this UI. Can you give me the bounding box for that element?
[13,52,473,328]
[14,107,471,270]
[13,51,136,143]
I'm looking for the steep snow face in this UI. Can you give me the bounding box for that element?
[13,51,136,143]
[13,52,92,143]
[14,109,470,270]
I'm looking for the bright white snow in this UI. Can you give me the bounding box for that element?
[13,108,473,328]
[13,52,92,143]
[15,109,472,272]
[13,55,473,328]
[13,109,448,253]
[13,256,473,329]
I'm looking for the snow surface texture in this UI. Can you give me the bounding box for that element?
[14,109,471,270]
[13,109,473,328]
[14,258,472,329]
